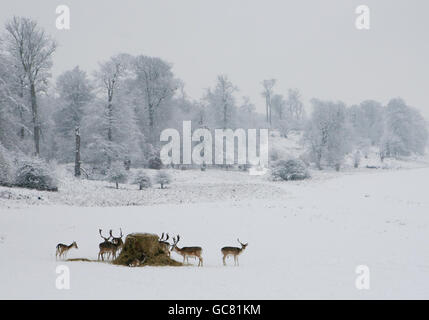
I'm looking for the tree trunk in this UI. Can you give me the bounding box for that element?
[30,82,40,156]
[74,127,81,177]
[116,181,119,189]
[107,98,113,142]
[18,79,25,139]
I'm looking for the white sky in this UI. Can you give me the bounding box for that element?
[1,0,428,118]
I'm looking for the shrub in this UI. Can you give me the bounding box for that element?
[108,162,128,189]
[154,171,171,189]
[134,171,152,190]
[15,157,58,191]
[271,158,310,181]
[148,156,162,170]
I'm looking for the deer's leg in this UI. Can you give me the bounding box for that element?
[222,255,226,266]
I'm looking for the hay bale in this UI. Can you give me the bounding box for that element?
[113,233,182,267]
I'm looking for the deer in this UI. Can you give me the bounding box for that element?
[221,239,248,266]
[56,241,78,260]
[159,232,171,256]
[171,235,203,267]
[110,228,124,257]
[98,229,115,261]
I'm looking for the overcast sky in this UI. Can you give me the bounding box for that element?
[1,0,428,117]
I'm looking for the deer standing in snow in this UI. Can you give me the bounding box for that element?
[171,235,203,267]
[56,241,78,260]
[221,239,248,266]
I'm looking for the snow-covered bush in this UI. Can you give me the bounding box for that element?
[15,157,58,191]
[271,159,310,181]
[154,171,171,189]
[108,162,128,189]
[133,171,152,190]
[148,156,163,170]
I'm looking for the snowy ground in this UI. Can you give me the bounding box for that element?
[1,166,429,299]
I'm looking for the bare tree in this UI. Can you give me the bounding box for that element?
[261,79,276,126]
[74,127,81,177]
[94,54,130,143]
[133,55,177,143]
[4,17,56,155]
[204,75,238,129]
[286,88,305,122]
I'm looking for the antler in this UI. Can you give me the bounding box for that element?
[99,229,110,241]
[160,232,165,241]
[119,228,123,238]
[237,238,244,246]
[165,233,169,241]
[172,235,180,246]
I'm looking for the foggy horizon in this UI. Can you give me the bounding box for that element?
[1,0,428,118]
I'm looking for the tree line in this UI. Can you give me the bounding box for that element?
[0,16,427,177]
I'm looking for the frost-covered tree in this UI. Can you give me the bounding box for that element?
[261,79,276,125]
[133,171,152,190]
[89,54,144,167]
[107,162,128,189]
[271,94,286,121]
[304,99,351,170]
[4,17,56,155]
[94,54,131,144]
[204,75,238,129]
[0,54,27,151]
[132,55,177,143]
[380,98,428,158]
[271,94,290,137]
[53,66,93,162]
[154,171,171,189]
[286,88,306,129]
[347,100,383,147]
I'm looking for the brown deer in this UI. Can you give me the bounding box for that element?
[221,239,248,266]
[56,241,78,260]
[171,235,203,267]
[159,232,171,256]
[98,229,114,261]
[110,228,124,257]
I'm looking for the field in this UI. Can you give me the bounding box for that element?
[1,165,429,299]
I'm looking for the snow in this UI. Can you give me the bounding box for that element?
[1,166,429,299]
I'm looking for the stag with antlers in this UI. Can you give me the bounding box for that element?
[159,233,171,256]
[97,229,116,261]
[56,241,78,260]
[171,235,203,267]
[221,239,248,266]
[110,228,124,257]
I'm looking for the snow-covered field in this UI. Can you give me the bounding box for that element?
[1,166,429,299]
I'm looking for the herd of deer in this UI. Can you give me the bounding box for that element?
[55,231,248,267]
